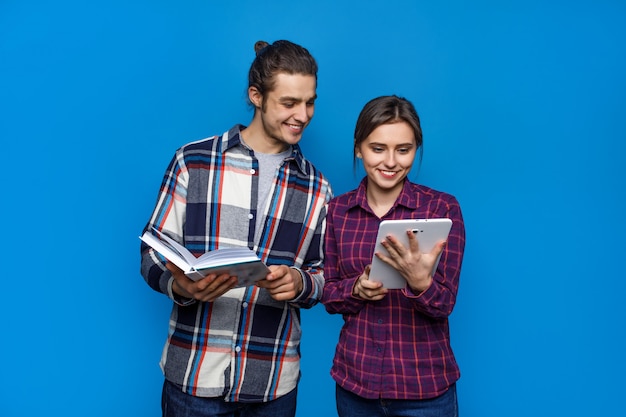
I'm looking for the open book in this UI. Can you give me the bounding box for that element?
[140,227,270,286]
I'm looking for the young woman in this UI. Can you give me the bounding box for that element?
[321,95,465,417]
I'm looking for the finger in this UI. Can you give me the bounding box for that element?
[270,282,294,295]
[266,265,289,281]
[382,235,403,255]
[257,274,286,289]
[269,289,295,302]
[255,278,269,288]
[374,251,399,270]
[361,287,387,301]
[363,265,371,278]
[367,293,387,301]
[407,229,420,252]
[210,274,238,291]
[200,276,237,302]
[265,279,300,301]
[361,278,382,290]
[198,273,235,293]
[165,262,185,278]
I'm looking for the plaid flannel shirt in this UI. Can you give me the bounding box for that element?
[321,178,465,400]
[140,125,332,402]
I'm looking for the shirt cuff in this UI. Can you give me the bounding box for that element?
[403,279,434,299]
[288,267,308,302]
[167,277,196,306]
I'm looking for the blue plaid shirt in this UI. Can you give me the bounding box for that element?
[140,125,332,402]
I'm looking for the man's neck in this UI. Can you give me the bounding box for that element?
[240,122,289,154]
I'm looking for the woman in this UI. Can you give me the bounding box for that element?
[321,95,465,417]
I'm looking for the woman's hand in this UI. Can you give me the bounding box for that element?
[376,230,446,293]
[352,265,388,301]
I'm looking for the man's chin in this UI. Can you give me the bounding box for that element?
[279,134,303,145]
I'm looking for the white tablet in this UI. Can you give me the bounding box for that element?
[369,218,452,289]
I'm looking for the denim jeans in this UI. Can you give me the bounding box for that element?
[336,383,458,417]
[161,379,297,417]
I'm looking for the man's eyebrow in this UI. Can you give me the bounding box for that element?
[278,94,318,102]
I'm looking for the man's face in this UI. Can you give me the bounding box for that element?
[256,72,317,150]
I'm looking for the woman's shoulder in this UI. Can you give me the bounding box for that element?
[410,181,457,199]
[329,188,358,207]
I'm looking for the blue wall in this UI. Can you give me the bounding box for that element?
[2,1,625,416]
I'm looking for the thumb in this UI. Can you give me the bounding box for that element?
[432,240,447,257]
[363,264,371,279]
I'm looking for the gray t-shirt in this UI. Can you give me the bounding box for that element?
[254,147,292,243]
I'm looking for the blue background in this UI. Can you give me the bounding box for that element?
[2,1,625,416]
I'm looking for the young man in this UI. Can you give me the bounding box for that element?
[140,40,333,417]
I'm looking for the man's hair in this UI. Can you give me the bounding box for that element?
[248,40,318,99]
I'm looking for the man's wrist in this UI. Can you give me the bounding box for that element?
[168,277,195,306]
[290,267,305,295]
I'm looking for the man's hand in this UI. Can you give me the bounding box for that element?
[166,262,238,303]
[256,265,303,301]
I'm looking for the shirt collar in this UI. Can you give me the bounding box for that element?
[348,177,418,212]
[223,124,308,175]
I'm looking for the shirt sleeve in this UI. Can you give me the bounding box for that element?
[321,202,368,315]
[140,150,189,299]
[288,185,333,309]
[402,195,466,318]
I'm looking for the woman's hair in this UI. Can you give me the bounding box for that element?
[248,40,318,102]
[353,95,424,169]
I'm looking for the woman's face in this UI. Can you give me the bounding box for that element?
[357,121,417,198]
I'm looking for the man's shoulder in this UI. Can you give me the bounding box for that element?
[178,125,244,152]
[179,135,220,152]
[292,153,332,190]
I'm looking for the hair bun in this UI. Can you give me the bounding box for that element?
[254,41,269,55]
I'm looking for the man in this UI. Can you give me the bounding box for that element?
[140,40,333,417]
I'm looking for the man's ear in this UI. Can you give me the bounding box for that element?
[248,86,262,108]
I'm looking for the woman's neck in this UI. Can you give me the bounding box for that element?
[366,183,403,218]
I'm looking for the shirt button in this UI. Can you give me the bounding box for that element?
[248,213,254,219]
[242,302,248,308]
[235,346,241,353]
[378,319,383,324]
[250,169,256,175]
